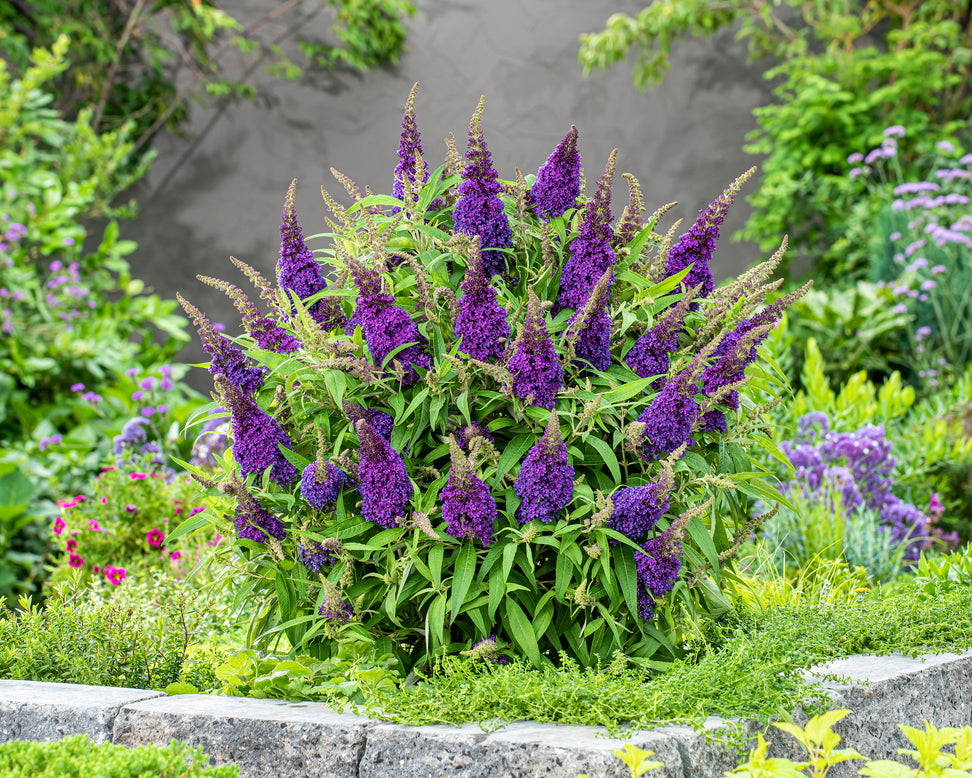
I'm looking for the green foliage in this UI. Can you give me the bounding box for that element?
[180,144,793,674]
[579,1,972,278]
[0,462,41,603]
[364,579,972,733]
[299,0,417,72]
[912,544,972,602]
[0,734,238,778]
[732,711,972,778]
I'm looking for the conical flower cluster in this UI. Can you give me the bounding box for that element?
[514,412,574,525]
[197,274,300,354]
[635,367,699,461]
[392,83,440,212]
[439,438,496,546]
[610,466,673,542]
[635,512,690,619]
[455,237,509,362]
[452,98,512,277]
[233,489,286,544]
[356,419,413,528]
[625,291,694,382]
[506,289,563,409]
[530,125,581,221]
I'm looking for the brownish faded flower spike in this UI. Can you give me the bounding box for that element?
[230,256,279,312]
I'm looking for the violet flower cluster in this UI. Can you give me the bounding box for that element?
[392,83,440,210]
[634,514,689,620]
[356,419,413,528]
[455,238,509,362]
[610,471,672,543]
[439,438,497,546]
[506,290,563,409]
[781,413,928,561]
[234,492,287,544]
[300,461,349,511]
[635,368,699,461]
[514,413,574,525]
[343,401,394,441]
[452,98,512,277]
[529,125,581,221]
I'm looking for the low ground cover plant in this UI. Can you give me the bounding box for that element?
[175,84,809,673]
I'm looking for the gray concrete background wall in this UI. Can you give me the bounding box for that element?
[122,0,773,371]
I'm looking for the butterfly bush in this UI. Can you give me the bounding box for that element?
[178,86,804,670]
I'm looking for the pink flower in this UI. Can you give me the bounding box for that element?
[100,496,107,505]
[92,564,101,574]
[68,553,85,568]
[129,472,147,480]
[87,519,102,532]
[188,506,206,517]
[66,539,77,552]
[104,565,127,586]
[170,551,183,561]
[52,516,65,535]
[146,528,165,547]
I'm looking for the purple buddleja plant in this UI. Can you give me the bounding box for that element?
[529,125,581,221]
[455,237,509,362]
[665,168,755,303]
[506,288,563,409]
[300,429,348,511]
[392,83,440,212]
[635,510,691,619]
[453,97,512,277]
[356,418,413,528]
[625,287,696,383]
[233,488,286,544]
[636,366,700,461]
[514,411,574,525]
[197,274,300,354]
[178,294,266,395]
[565,267,613,372]
[557,150,617,312]
[216,374,298,485]
[300,537,342,573]
[278,180,345,329]
[343,400,394,441]
[612,173,645,249]
[440,437,497,546]
[610,463,674,542]
[345,256,432,384]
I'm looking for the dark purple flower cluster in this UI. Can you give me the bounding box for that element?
[634,513,689,619]
[530,125,581,221]
[319,593,353,624]
[343,401,394,441]
[625,296,691,382]
[781,413,928,561]
[199,274,300,354]
[300,539,341,573]
[506,291,563,409]
[392,84,439,210]
[278,181,345,329]
[569,304,612,372]
[356,419,413,528]
[218,376,298,485]
[557,152,617,312]
[452,99,512,277]
[455,240,510,362]
[234,493,287,544]
[636,369,699,460]
[178,294,266,395]
[300,461,348,510]
[514,413,574,524]
[440,439,496,546]
[610,476,671,542]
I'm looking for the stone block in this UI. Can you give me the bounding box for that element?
[112,693,371,778]
[0,679,163,745]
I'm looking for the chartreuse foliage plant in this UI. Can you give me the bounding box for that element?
[175,86,806,672]
[578,0,972,279]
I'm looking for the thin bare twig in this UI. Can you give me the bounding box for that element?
[93,0,150,132]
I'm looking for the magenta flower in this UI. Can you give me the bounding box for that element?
[68,553,85,569]
[146,528,165,547]
[452,98,512,277]
[52,516,65,535]
[104,565,127,586]
[530,125,581,221]
[514,412,574,525]
[66,539,77,552]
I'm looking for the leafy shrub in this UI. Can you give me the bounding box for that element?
[0,735,238,778]
[579,0,972,279]
[175,89,801,671]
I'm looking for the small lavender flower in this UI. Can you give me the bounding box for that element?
[216,375,298,485]
[610,468,673,542]
[453,97,512,276]
[112,417,150,455]
[343,401,394,441]
[178,294,266,395]
[455,237,509,362]
[392,83,439,210]
[440,437,497,546]
[557,151,617,312]
[300,461,348,510]
[514,412,574,525]
[356,418,413,528]
[530,125,581,221]
[636,368,699,461]
[278,180,345,329]
[234,491,286,544]
[666,170,752,302]
[506,289,564,409]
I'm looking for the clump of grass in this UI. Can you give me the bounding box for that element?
[365,580,972,735]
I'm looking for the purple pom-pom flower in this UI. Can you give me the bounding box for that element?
[300,461,348,510]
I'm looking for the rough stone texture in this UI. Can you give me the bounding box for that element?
[112,694,371,778]
[0,680,163,745]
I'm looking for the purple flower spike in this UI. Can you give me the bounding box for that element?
[666,169,754,303]
[300,461,348,510]
[455,237,510,362]
[506,289,564,409]
[392,83,440,211]
[530,125,581,221]
[610,467,673,543]
[557,150,618,312]
[514,411,574,525]
[440,437,497,546]
[197,274,300,353]
[343,401,394,440]
[453,97,512,277]
[635,512,690,619]
[216,375,298,485]
[278,180,345,329]
[566,267,614,373]
[636,368,699,461]
[356,419,413,528]
[625,291,694,383]
[178,294,266,395]
[234,491,287,544]
[300,539,341,573]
